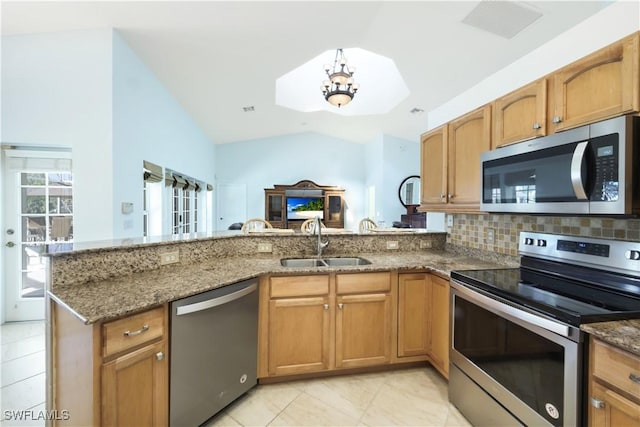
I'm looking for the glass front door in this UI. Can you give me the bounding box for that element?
[2,149,73,321]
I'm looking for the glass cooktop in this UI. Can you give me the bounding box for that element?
[451,267,640,327]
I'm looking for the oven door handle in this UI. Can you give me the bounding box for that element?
[451,281,571,338]
[570,141,589,200]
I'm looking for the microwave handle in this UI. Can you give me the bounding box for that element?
[570,141,589,200]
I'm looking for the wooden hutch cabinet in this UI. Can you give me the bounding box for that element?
[264,180,345,229]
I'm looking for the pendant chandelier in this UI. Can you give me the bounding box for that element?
[321,48,359,108]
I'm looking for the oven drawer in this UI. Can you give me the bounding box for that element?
[592,338,640,399]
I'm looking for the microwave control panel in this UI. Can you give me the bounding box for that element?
[590,133,619,202]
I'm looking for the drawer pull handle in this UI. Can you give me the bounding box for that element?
[123,324,149,337]
[590,397,605,409]
[630,373,640,384]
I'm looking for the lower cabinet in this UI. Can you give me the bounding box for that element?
[396,272,450,378]
[259,272,393,377]
[589,338,640,427]
[52,302,169,426]
[102,340,168,426]
[336,273,392,368]
[266,275,331,376]
[259,270,451,380]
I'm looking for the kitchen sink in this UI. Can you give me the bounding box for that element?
[323,257,372,266]
[280,257,371,267]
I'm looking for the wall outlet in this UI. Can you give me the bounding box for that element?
[420,240,432,249]
[487,228,495,244]
[447,215,454,227]
[257,243,273,253]
[386,241,399,250]
[160,251,179,265]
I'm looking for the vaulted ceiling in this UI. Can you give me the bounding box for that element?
[1,1,612,144]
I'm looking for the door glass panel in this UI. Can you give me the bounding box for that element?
[22,188,46,214]
[17,172,73,299]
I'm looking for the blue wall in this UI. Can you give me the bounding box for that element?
[112,31,216,237]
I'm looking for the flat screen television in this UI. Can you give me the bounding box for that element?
[286,197,324,220]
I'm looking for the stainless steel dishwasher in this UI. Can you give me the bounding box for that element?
[170,278,258,427]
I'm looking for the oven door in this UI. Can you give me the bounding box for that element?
[450,280,583,427]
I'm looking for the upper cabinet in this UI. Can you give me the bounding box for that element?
[448,105,491,209]
[551,32,640,132]
[492,79,547,148]
[420,105,490,213]
[420,125,448,206]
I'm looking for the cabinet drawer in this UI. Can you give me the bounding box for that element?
[592,339,640,399]
[270,275,329,298]
[102,306,165,357]
[336,272,391,294]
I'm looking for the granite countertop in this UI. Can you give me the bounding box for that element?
[48,250,504,325]
[581,320,640,357]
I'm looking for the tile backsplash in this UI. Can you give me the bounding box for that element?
[447,214,640,256]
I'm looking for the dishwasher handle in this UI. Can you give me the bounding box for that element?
[176,282,257,316]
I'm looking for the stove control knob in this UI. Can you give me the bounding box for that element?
[537,239,547,247]
[625,250,640,260]
[524,238,534,245]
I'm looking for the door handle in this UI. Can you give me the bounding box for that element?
[570,141,589,200]
[5,242,15,248]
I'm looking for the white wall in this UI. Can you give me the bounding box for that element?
[215,132,367,230]
[382,135,420,225]
[428,1,640,128]
[1,30,217,242]
[2,30,114,242]
[111,31,216,238]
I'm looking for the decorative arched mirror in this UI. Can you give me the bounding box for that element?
[398,175,421,214]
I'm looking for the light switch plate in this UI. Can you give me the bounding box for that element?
[386,241,399,250]
[420,240,432,249]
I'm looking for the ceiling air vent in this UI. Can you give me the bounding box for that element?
[462,1,542,39]
[242,106,255,112]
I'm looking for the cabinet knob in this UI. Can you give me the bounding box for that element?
[323,304,329,310]
[630,372,640,384]
[448,194,454,200]
[338,303,344,310]
[440,194,446,200]
[552,116,562,124]
[532,122,541,130]
[156,352,164,361]
[590,397,605,409]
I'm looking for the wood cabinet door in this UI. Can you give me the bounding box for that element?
[590,382,640,427]
[268,296,331,376]
[429,275,450,378]
[552,33,640,131]
[336,293,392,368]
[420,125,448,207]
[102,340,168,427]
[397,273,430,357]
[493,79,547,148]
[447,105,491,209]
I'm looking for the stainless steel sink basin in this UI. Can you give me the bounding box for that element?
[323,257,372,266]
[280,258,328,267]
[280,257,371,267]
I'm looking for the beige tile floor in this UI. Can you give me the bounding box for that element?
[1,321,46,427]
[205,367,471,427]
[0,321,471,427]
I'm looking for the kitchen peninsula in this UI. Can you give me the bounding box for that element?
[46,229,511,426]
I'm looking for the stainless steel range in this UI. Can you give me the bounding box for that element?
[449,232,640,427]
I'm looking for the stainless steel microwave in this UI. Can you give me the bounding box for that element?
[480,115,640,215]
